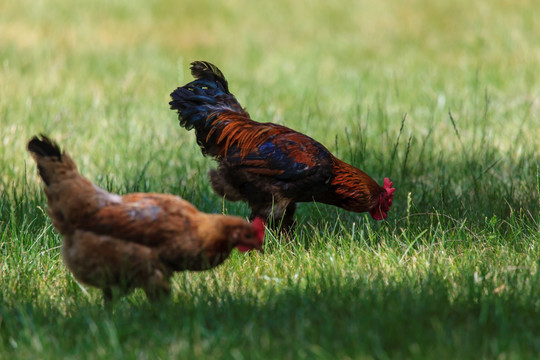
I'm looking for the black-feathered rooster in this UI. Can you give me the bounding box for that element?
[170,61,395,231]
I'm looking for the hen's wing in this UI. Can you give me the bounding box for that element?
[77,193,198,248]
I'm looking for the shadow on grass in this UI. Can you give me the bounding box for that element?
[2,269,540,359]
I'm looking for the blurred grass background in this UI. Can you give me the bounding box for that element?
[1,0,540,358]
[1,0,538,218]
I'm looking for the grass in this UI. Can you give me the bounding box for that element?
[1,0,540,358]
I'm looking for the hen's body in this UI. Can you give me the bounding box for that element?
[28,135,264,302]
[170,61,395,230]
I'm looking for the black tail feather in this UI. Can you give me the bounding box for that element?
[190,61,229,93]
[28,135,63,186]
[28,135,62,159]
[169,61,239,136]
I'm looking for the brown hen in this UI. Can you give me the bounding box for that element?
[28,135,264,303]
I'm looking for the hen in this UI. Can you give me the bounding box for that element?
[28,135,264,303]
[170,61,395,231]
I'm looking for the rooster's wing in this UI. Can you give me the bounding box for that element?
[222,130,334,196]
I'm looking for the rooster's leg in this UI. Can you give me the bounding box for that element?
[143,270,171,302]
[281,202,297,232]
[250,201,296,234]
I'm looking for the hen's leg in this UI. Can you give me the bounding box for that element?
[102,286,132,306]
[144,286,171,302]
[143,269,171,302]
[103,287,113,307]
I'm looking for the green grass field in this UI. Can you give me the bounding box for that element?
[1,0,540,358]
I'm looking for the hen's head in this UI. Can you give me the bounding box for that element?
[369,178,395,220]
[235,217,265,253]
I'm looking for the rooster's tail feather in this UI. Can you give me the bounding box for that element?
[190,60,229,92]
[170,61,247,136]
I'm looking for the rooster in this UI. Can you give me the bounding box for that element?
[27,135,264,303]
[170,61,395,231]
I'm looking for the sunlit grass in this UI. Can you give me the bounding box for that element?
[1,0,540,358]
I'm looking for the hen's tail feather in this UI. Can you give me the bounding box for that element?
[28,135,77,186]
[28,135,62,159]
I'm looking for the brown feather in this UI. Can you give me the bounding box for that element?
[330,158,384,212]
[208,112,288,159]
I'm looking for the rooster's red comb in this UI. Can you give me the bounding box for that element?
[384,177,395,197]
